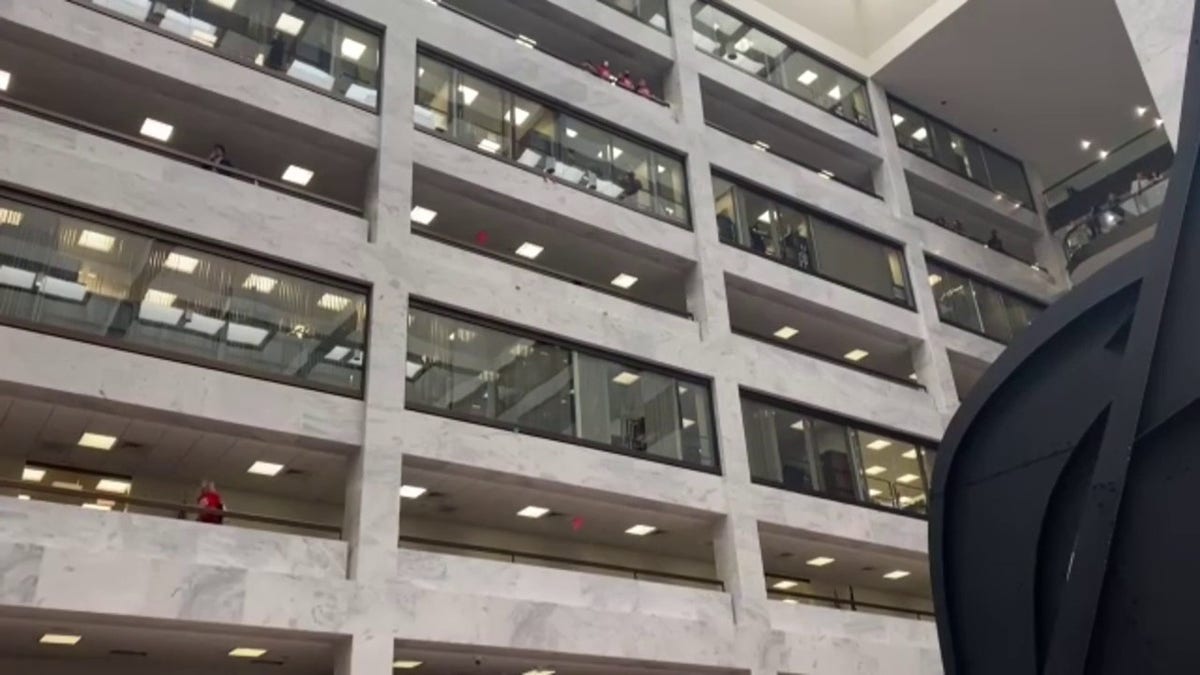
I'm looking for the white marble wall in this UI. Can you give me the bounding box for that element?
[1115,0,1193,147]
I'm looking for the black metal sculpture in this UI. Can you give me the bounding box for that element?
[931,6,1200,674]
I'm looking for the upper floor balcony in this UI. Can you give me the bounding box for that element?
[927,257,1045,346]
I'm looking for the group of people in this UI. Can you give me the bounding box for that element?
[933,215,1008,255]
[582,59,656,100]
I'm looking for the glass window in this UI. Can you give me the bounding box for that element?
[928,260,1042,343]
[652,154,689,222]
[406,307,718,470]
[809,219,909,303]
[975,284,1015,344]
[891,101,932,157]
[415,55,453,132]
[857,432,928,514]
[455,73,510,158]
[810,418,860,501]
[79,0,382,109]
[713,176,742,246]
[599,0,671,33]
[741,399,816,492]
[982,147,1035,207]
[512,96,557,173]
[0,194,368,395]
[929,263,982,334]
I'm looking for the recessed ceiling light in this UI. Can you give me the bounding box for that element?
[612,371,640,385]
[908,373,918,381]
[752,140,770,151]
[806,556,836,567]
[477,138,502,153]
[773,326,799,339]
[81,502,112,511]
[341,37,367,61]
[40,634,82,646]
[229,647,268,658]
[866,439,892,450]
[282,165,314,186]
[868,488,882,497]
[78,433,117,451]
[782,598,799,605]
[77,230,116,252]
[164,252,200,273]
[789,420,805,431]
[0,207,23,226]
[393,662,423,669]
[657,164,667,174]
[517,505,550,518]
[21,467,45,482]
[247,461,284,476]
[902,449,918,459]
[897,473,920,484]
[734,37,753,52]
[625,524,657,536]
[757,209,773,223]
[1136,106,1149,117]
[611,273,638,289]
[457,84,479,105]
[522,670,556,675]
[208,0,237,9]
[682,417,695,428]
[515,34,537,48]
[505,107,530,125]
[797,70,818,85]
[891,113,905,127]
[883,570,911,580]
[864,465,887,476]
[819,169,835,180]
[1080,139,1092,150]
[410,206,438,225]
[827,85,842,100]
[318,293,351,311]
[399,485,427,499]
[565,127,578,138]
[96,479,131,494]
[17,494,29,500]
[928,274,942,285]
[139,118,174,142]
[911,128,928,142]
[1155,117,1165,127]
[772,579,799,589]
[844,349,869,362]
[0,69,10,91]
[274,12,304,35]
[242,273,278,293]
[515,242,544,259]
[1098,150,1109,160]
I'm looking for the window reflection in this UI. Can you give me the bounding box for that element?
[415,54,690,226]
[689,1,874,130]
[714,174,911,306]
[0,194,368,394]
[928,260,1042,344]
[78,0,382,109]
[742,395,933,515]
[406,307,717,470]
[597,0,670,33]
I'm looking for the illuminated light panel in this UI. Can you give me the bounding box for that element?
[892,113,905,127]
[81,502,112,511]
[208,0,237,9]
[0,69,10,92]
[806,556,835,567]
[0,208,22,226]
[242,274,278,294]
[410,206,438,225]
[78,433,117,451]
[844,349,869,362]
[477,138,502,153]
[164,252,200,274]
[139,118,174,142]
[911,127,928,142]
[457,84,479,105]
[77,230,115,253]
[772,579,799,590]
[789,420,805,431]
[612,371,640,385]
[610,273,638,289]
[864,465,887,476]
[773,326,799,340]
[902,449,918,459]
[282,165,314,186]
[393,662,423,669]
[246,461,284,476]
[229,648,268,658]
[318,293,351,311]
[341,37,367,61]
[515,242,544,259]
[274,12,304,35]
[95,479,131,494]
[517,506,550,519]
[22,467,46,482]
[797,70,818,86]
[866,439,892,450]
[883,570,911,580]
[928,274,942,285]
[625,524,657,536]
[897,473,921,484]
[39,634,82,646]
[827,85,842,100]
[399,485,427,499]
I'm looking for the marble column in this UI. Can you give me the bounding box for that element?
[1115,0,1193,147]
[1023,160,1071,289]
[334,631,395,675]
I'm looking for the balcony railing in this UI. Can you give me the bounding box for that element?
[72,0,382,110]
[927,259,1044,345]
[1063,175,1169,267]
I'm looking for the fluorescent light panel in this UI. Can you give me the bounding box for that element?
[911,127,928,142]
[247,461,284,476]
[0,69,10,92]
[40,634,82,646]
[318,293,351,311]
[410,206,437,225]
[517,505,550,519]
[773,326,799,339]
[242,273,278,293]
[772,579,798,589]
[797,70,818,85]
[229,648,268,658]
[78,432,117,450]
[864,465,887,476]
[892,113,905,126]
[610,273,638,289]
[806,556,835,567]
[281,165,314,186]
[274,12,304,35]
[515,242,544,259]
[612,371,640,385]
[140,118,174,142]
[22,467,46,482]
[77,230,116,252]
[844,349,869,362]
[897,473,920,484]
[164,252,200,273]
[866,439,892,450]
[341,37,367,61]
[625,524,656,536]
[393,662,423,669]
[399,485,427,499]
[95,479,131,494]
[883,570,911,580]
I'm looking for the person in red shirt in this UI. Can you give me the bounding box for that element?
[197,480,225,524]
[596,60,613,81]
[636,79,653,98]
[617,71,635,90]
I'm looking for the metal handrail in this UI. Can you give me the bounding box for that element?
[1,478,342,536]
[1060,175,1170,262]
[769,584,934,620]
[399,535,726,590]
[0,94,364,216]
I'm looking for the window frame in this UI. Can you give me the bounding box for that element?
[926,256,1047,345]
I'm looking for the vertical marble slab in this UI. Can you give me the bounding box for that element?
[1115,0,1192,147]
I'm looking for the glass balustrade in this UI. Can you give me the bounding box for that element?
[927,259,1043,344]
[75,0,382,109]
[0,192,368,395]
[598,0,670,33]
[742,393,935,516]
[689,1,873,131]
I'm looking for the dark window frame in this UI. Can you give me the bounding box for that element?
[596,0,673,35]
[925,255,1047,345]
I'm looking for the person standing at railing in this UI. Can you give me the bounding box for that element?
[1130,171,1153,215]
[197,480,225,525]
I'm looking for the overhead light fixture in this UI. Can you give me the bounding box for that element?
[1098,150,1109,160]
[819,169,835,180]
[274,12,304,35]
[844,349,869,362]
[477,138,502,153]
[1155,117,1165,128]
[505,107,530,125]
[164,252,200,273]
[229,648,268,658]
[902,449,918,459]
[806,556,835,567]
[318,293,351,311]
[1136,106,1149,117]
[17,494,29,500]
[282,165,314,186]
[757,209,773,223]
[515,242,544,259]
[891,113,905,127]
[612,371,640,385]
[897,473,920,484]
[789,420,805,431]
[81,502,112,511]
[246,461,285,476]
[625,524,657,536]
[242,273,278,293]
[772,579,799,590]
[611,273,638,289]
[752,140,770,151]
[410,206,438,225]
[139,118,174,142]
[734,37,753,52]
[928,273,942,285]
[457,84,479,105]
[0,69,10,92]
[866,439,892,450]
[908,373,918,381]
[341,37,367,61]
[522,670,556,675]
[1080,139,1092,150]
[565,127,578,138]
[393,662,424,669]
[883,570,911,580]
[868,488,882,497]
[682,418,695,428]
[208,0,237,9]
[773,326,799,340]
[797,70,818,86]
[515,34,537,49]
[22,467,46,482]
[657,164,667,174]
[78,432,117,451]
[40,634,82,646]
[517,505,550,519]
[96,479,131,494]
[0,208,22,226]
[77,230,116,253]
[405,359,423,379]
[399,485,428,499]
[827,85,842,100]
[864,465,887,476]
[911,127,928,142]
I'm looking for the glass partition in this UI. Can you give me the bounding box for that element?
[415,53,690,226]
[407,305,718,470]
[713,175,912,306]
[0,193,368,395]
[598,0,671,33]
[927,259,1043,344]
[890,98,1034,209]
[741,393,934,516]
[74,0,382,109]
[689,1,873,131]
